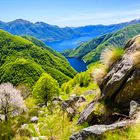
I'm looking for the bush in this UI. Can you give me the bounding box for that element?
[33,73,60,105]
[91,66,108,85]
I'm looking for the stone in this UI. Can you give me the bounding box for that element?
[129,100,140,117]
[31,136,47,140]
[100,35,140,107]
[70,120,133,140]
[78,100,108,125]
[30,116,39,123]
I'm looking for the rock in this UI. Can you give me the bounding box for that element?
[38,110,44,115]
[67,107,76,121]
[77,100,109,125]
[78,96,86,103]
[62,95,86,111]
[77,100,95,124]
[129,100,140,117]
[72,100,140,140]
[66,107,75,114]
[52,97,62,105]
[30,116,39,123]
[100,35,140,107]
[31,136,47,140]
[21,124,28,129]
[84,89,99,96]
[69,120,133,140]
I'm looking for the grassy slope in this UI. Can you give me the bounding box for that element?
[0,30,77,86]
[66,24,140,64]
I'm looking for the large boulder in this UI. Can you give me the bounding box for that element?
[100,35,140,106]
[70,120,133,140]
[77,35,140,125]
[70,100,140,140]
[77,99,111,125]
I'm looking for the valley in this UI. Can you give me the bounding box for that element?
[1,19,140,72]
[0,1,140,139]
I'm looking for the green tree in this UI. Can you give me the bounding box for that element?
[33,73,59,105]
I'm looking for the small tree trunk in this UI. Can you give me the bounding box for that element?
[4,109,8,122]
[5,114,8,122]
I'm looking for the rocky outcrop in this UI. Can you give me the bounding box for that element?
[100,35,140,106]
[70,120,133,140]
[78,35,140,125]
[70,35,140,139]
[77,99,111,125]
[70,100,140,140]
[62,95,86,120]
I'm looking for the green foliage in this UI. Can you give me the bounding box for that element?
[0,58,44,87]
[22,35,67,61]
[103,123,140,140]
[0,29,76,87]
[61,71,91,94]
[0,121,14,140]
[33,73,60,105]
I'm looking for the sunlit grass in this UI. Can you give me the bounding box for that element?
[100,46,125,67]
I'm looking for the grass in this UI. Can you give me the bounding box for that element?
[100,46,125,67]
[103,123,140,140]
[129,51,140,67]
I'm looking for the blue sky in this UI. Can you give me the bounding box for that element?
[1,0,140,27]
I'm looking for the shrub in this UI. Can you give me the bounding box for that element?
[0,83,26,121]
[33,73,60,105]
[91,65,108,85]
[100,47,125,67]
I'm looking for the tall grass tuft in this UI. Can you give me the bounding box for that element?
[100,47,125,67]
[130,51,140,67]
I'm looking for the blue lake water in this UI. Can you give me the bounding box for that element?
[46,35,95,72]
[67,58,87,72]
[46,35,94,52]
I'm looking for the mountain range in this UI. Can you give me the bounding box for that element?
[64,23,140,64]
[0,19,140,43]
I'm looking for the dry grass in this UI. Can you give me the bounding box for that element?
[92,66,108,85]
[130,51,140,67]
[100,47,125,67]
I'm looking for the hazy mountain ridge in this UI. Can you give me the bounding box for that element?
[0,19,140,43]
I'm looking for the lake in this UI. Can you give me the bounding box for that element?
[67,58,87,72]
[46,35,95,72]
[46,35,95,52]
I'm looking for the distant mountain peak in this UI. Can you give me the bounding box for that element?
[8,19,32,25]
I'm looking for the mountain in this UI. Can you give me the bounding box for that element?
[0,19,140,43]
[0,30,77,86]
[64,23,140,64]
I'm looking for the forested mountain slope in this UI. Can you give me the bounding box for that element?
[0,30,76,86]
[65,24,140,64]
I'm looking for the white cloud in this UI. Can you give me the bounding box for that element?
[54,9,140,27]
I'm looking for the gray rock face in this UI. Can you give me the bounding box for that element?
[129,100,140,117]
[100,35,140,106]
[30,116,39,123]
[77,100,95,124]
[62,95,86,110]
[70,100,140,140]
[70,36,140,140]
[70,120,133,140]
[62,95,86,120]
